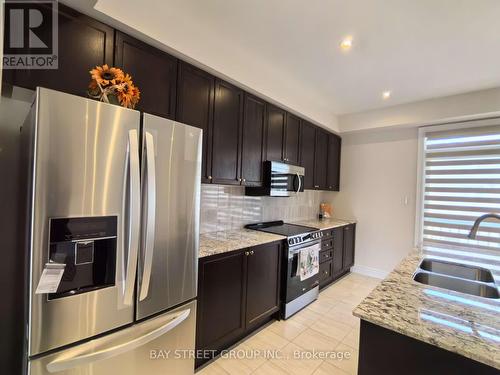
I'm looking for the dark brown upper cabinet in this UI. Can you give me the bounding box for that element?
[300,121,316,189]
[240,94,266,187]
[3,4,114,97]
[176,62,215,183]
[3,3,343,190]
[284,113,301,164]
[265,105,285,162]
[314,128,328,190]
[114,31,177,119]
[211,79,244,185]
[327,134,341,191]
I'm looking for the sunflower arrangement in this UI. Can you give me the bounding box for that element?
[88,64,141,109]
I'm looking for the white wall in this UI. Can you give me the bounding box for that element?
[328,127,419,278]
[339,87,500,133]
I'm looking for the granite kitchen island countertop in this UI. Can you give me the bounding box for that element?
[353,250,500,369]
[199,229,285,258]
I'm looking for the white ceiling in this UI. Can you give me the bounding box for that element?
[83,0,500,131]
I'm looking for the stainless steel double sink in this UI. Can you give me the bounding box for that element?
[413,258,499,299]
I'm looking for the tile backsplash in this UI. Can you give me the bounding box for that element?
[200,184,336,234]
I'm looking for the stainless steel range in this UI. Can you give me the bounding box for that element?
[245,221,322,318]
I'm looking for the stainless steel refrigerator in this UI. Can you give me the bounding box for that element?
[22,88,201,374]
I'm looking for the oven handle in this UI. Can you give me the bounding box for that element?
[289,241,321,256]
[296,173,302,193]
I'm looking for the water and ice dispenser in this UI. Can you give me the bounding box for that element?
[48,216,117,299]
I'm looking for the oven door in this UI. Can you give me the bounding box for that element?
[269,161,305,197]
[286,241,321,302]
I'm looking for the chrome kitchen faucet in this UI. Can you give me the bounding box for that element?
[467,213,500,239]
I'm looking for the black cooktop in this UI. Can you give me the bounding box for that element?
[245,221,316,237]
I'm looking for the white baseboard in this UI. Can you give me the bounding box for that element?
[351,264,389,279]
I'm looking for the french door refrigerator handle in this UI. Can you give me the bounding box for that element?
[46,308,191,372]
[124,129,140,306]
[139,131,156,301]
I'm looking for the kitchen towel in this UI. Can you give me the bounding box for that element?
[298,246,319,281]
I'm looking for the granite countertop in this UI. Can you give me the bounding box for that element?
[294,217,356,230]
[199,218,356,258]
[199,229,285,258]
[353,250,500,369]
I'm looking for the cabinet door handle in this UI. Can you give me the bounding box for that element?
[242,178,246,183]
[245,251,250,256]
[250,250,254,255]
[208,176,212,180]
[314,185,319,188]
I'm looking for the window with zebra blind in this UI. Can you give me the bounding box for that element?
[417,120,500,277]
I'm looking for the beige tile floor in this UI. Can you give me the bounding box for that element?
[198,273,381,375]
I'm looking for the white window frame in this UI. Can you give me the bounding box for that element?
[414,117,500,249]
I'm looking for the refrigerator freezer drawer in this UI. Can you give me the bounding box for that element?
[29,300,197,375]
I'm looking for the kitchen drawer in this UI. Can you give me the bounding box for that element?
[319,249,333,263]
[321,228,334,239]
[321,239,334,250]
[319,260,333,288]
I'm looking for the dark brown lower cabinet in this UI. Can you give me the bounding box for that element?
[196,251,246,357]
[359,320,498,375]
[196,241,282,368]
[343,224,356,269]
[319,224,356,289]
[245,242,281,328]
[332,226,345,277]
[319,260,333,288]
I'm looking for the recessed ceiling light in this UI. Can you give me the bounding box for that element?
[382,90,391,100]
[340,37,353,51]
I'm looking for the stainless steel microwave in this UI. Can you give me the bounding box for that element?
[245,161,305,197]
